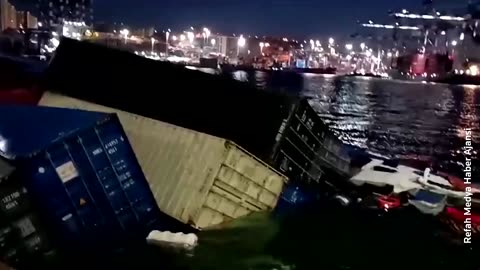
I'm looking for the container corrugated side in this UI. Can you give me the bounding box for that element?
[273,99,352,184]
[39,92,288,229]
[193,141,285,228]
[3,110,161,251]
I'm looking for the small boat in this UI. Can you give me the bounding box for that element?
[349,159,465,198]
[349,159,423,193]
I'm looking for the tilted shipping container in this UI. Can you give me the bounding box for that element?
[0,160,17,261]
[0,105,162,252]
[44,39,352,188]
[0,159,52,268]
[39,93,288,229]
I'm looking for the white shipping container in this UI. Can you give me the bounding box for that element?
[39,92,288,229]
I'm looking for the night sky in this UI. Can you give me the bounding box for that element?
[15,0,468,37]
[94,0,465,37]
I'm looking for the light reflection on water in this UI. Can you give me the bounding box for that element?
[302,75,479,175]
[229,70,479,175]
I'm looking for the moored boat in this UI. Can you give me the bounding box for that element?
[349,159,423,193]
[349,158,466,199]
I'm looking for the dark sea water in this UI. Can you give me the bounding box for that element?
[228,70,479,177]
[162,204,478,270]
[301,74,479,178]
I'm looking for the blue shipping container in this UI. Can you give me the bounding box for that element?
[275,182,321,217]
[0,105,161,251]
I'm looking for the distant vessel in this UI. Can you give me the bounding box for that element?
[357,1,480,85]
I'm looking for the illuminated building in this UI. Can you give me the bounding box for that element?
[0,0,17,31]
[16,11,38,29]
[37,0,93,28]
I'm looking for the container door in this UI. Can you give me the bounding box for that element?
[78,126,137,231]
[24,154,85,246]
[94,119,159,227]
[221,144,284,207]
[45,141,109,246]
[23,118,159,249]
[275,101,327,184]
[194,143,285,229]
[275,99,351,184]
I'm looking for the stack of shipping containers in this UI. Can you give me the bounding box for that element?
[45,39,352,207]
[0,38,354,265]
[0,99,287,265]
[39,92,288,229]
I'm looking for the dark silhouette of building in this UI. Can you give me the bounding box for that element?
[37,0,93,28]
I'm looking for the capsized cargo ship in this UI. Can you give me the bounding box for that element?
[39,92,288,229]
[0,105,164,253]
[44,38,352,209]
